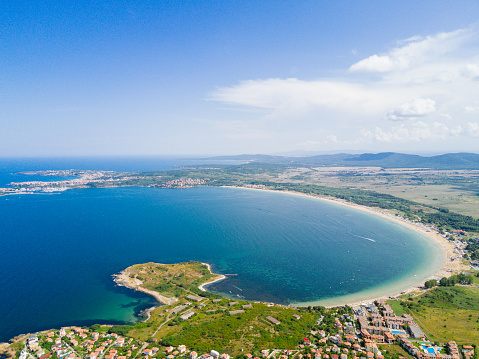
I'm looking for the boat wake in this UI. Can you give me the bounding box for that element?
[351,234,376,242]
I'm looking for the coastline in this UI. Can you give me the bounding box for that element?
[113,262,226,307]
[225,185,467,306]
[198,263,227,291]
[113,266,178,306]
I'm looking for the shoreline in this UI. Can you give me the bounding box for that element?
[113,262,226,307]
[198,263,227,291]
[225,185,467,306]
[113,267,178,306]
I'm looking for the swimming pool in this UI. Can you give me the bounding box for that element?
[421,346,442,354]
[391,330,406,334]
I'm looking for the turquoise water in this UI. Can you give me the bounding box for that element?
[0,159,443,342]
[422,346,442,354]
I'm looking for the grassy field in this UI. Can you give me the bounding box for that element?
[156,302,317,354]
[394,286,479,346]
[126,296,318,355]
[412,306,479,346]
[378,344,414,359]
[293,167,479,219]
[386,300,407,316]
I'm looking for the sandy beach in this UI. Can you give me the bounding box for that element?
[198,262,227,291]
[228,186,468,306]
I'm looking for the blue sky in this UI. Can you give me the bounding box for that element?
[2,1,479,156]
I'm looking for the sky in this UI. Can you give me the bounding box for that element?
[2,1,479,156]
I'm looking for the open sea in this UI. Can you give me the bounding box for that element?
[0,157,443,342]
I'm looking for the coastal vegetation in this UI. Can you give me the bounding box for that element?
[116,261,223,301]
[5,261,479,359]
[113,262,320,355]
[157,302,317,354]
[424,273,474,288]
[390,286,479,347]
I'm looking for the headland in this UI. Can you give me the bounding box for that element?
[113,261,226,308]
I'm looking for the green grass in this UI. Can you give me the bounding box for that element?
[157,303,317,355]
[411,307,479,346]
[387,300,407,316]
[401,286,479,346]
[120,262,320,355]
[415,286,479,311]
[378,344,414,359]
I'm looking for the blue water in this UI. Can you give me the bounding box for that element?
[422,346,441,354]
[0,158,443,342]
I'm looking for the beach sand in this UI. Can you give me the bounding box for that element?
[228,186,468,306]
[198,263,226,291]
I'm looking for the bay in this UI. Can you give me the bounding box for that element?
[0,159,443,342]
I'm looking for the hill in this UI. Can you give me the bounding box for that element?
[205,152,479,170]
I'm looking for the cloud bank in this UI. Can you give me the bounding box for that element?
[209,25,479,151]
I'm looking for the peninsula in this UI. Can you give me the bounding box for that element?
[112,261,225,307]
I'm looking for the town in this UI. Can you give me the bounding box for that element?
[16,296,477,359]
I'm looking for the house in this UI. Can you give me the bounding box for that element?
[408,324,426,339]
[266,316,281,325]
[180,311,195,320]
[115,337,125,347]
[384,332,395,344]
[187,294,204,302]
[143,349,152,356]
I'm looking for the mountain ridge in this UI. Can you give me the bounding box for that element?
[204,152,479,170]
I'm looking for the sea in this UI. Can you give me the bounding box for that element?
[0,157,444,342]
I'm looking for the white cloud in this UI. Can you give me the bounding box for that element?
[360,121,463,143]
[209,25,479,149]
[461,64,479,79]
[467,122,479,137]
[350,54,400,73]
[326,135,338,143]
[349,29,470,73]
[210,78,395,117]
[386,98,436,121]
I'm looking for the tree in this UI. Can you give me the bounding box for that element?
[439,277,450,286]
[425,279,437,288]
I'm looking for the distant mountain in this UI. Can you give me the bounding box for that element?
[204,152,479,170]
